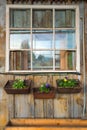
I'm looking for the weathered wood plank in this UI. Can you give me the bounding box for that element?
[5,127,87,130]
[68,94,74,118]
[14,76,25,80]
[54,95,69,118]
[0,100,8,126]
[7,95,15,119]
[33,76,47,87]
[53,75,59,88]
[5,75,15,119]
[0,127,4,130]
[14,76,31,117]
[34,99,44,118]
[27,94,34,118]
[15,94,30,117]
[73,93,83,118]
[7,118,87,126]
[43,99,54,118]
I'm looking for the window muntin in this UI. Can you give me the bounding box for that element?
[6,5,80,72]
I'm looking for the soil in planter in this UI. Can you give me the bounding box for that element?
[33,87,55,99]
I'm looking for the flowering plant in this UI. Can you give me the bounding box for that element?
[56,77,79,88]
[39,83,51,93]
[12,79,26,89]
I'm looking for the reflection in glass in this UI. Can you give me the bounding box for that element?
[55,51,76,70]
[10,9,30,28]
[32,9,52,28]
[33,30,53,49]
[32,51,53,70]
[10,30,31,49]
[55,30,76,49]
[9,51,31,70]
[55,9,75,28]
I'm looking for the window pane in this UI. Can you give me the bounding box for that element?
[32,9,53,28]
[33,30,53,49]
[10,9,30,28]
[10,30,31,49]
[55,51,76,70]
[55,9,75,28]
[9,51,31,70]
[55,30,76,49]
[32,51,53,70]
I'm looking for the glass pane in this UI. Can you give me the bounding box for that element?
[10,9,30,28]
[32,51,53,70]
[10,30,31,49]
[9,51,31,70]
[55,30,76,49]
[33,30,53,49]
[55,9,75,28]
[32,9,53,28]
[55,51,76,70]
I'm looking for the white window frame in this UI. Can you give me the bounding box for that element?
[6,5,80,73]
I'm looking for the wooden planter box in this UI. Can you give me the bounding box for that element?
[56,80,82,94]
[5,118,87,130]
[57,87,82,94]
[4,80,32,94]
[33,87,55,99]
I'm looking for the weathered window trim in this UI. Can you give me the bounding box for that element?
[6,5,80,73]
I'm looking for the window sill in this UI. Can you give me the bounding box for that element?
[0,70,81,76]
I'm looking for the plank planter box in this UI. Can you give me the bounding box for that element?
[4,80,32,94]
[5,118,87,130]
[33,87,55,99]
[56,79,82,94]
[57,87,82,94]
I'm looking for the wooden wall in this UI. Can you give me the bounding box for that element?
[0,1,86,130]
[7,74,83,119]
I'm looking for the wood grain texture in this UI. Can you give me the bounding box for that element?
[54,95,69,118]
[5,127,87,130]
[73,94,83,118]
[27,94,34,118]
[7,95,15,119]
[7,118,87,126]
[15,94,30,117]
[5,119,87,130]
[6,74,83,119]
[34,99,44,118]
[43,99,54,118]
[33,76,47,88]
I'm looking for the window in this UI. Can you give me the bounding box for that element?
[6,5,80,73]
